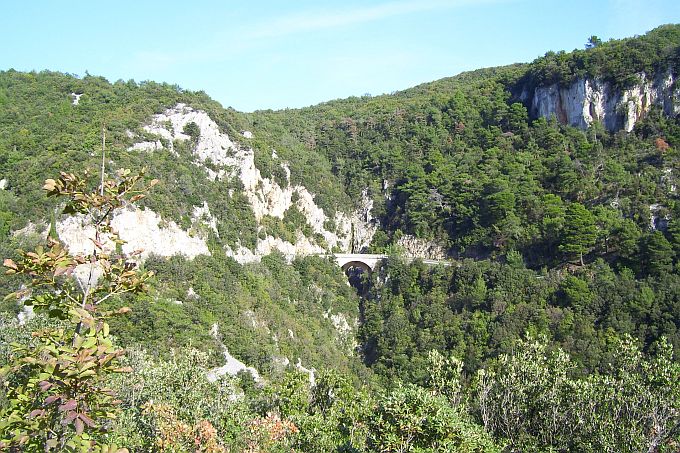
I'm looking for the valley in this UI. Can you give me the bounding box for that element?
[1,24,679,452]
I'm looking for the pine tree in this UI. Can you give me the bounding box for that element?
[559,203,597,265]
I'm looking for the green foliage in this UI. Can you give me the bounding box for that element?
[559,202,597,265]
[0,169,154,451]
[182,121,200,143]
[527,24,680,88]
[108,347,247,451]
[476,335,680,452]
[641,230,674,276]
[1,24,680,452]
[366,383,500,452]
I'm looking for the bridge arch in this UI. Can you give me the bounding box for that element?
[341,260,372,274]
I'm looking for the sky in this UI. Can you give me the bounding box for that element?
[2,0,679,112]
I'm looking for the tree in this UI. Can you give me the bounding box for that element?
[0,169,156,451]
[366,383,500,452]
[476,335,680,452]
[559,202,597,265]
[641,231,674,276]
[586,35,603,49]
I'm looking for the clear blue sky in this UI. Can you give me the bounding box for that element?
[2,1,679,112]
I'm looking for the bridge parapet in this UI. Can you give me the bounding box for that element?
[317,253,451,273]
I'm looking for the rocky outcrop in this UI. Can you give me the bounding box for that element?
[56,207,210,261]
[129,104,378,263]
[207,323,262,384]
[524,69,678,132]
[396,234,447,260]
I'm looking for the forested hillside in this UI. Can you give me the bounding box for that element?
[1,25,679,451]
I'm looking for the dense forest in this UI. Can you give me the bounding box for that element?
[1,25,680,451]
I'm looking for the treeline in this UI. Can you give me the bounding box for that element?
[524,23,680,88]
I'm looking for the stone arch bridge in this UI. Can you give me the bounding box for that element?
[321,253,452,274]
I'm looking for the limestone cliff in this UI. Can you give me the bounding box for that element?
[522,69,679,132]
[126,104,378,263]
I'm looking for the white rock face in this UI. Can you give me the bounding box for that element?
[649,204,670,231]
[396,234,447,260]
[295,358,316,386]
[17,304,34,325]
[129,140,163,152]
[56,208,210,261]
[12,221,47,240]
[350,189,379,252]
[530,69,678,132]
[72,263,104,295]
[0,179,7,190]
[186,287,199,300]
[129,103,379,262]
[207,323,262,383]
[192,201,218,236]
[70,93,82,105]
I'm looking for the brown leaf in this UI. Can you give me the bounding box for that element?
[39,380,53,392]
[3,259,18,270]
[58,399,77,412]
[63,411,78,424]
[79,412,96,427]
[116,307,132,315]
[29,409,45,418]
[43,179,57,191]
[53,266,72,277]
[90,238,106,250]
[44,395,61,405]
[74,417,84,435]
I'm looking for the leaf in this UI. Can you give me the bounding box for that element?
[3,258,18,270]
[29,409,45,418]
[90,238,106,250]
[39,380,53,392]
[112,366,133,373]
[43,179,57,191]
[58,399,77,412]
[81,337,97,349]
[79,412,96,427]
[54,265,71,277]
[44,395,60,405]
[46,438,58,448]
[116,307,132,315]
[74,417,84,435]
[48,308,65,319]
[63,411,78,424]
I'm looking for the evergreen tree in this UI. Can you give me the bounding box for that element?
[641,230,674,276]
[559,203,597,265]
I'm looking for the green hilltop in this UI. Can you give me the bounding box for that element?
[0,24,679,452]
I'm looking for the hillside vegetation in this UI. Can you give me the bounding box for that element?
[1,25,680,451]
